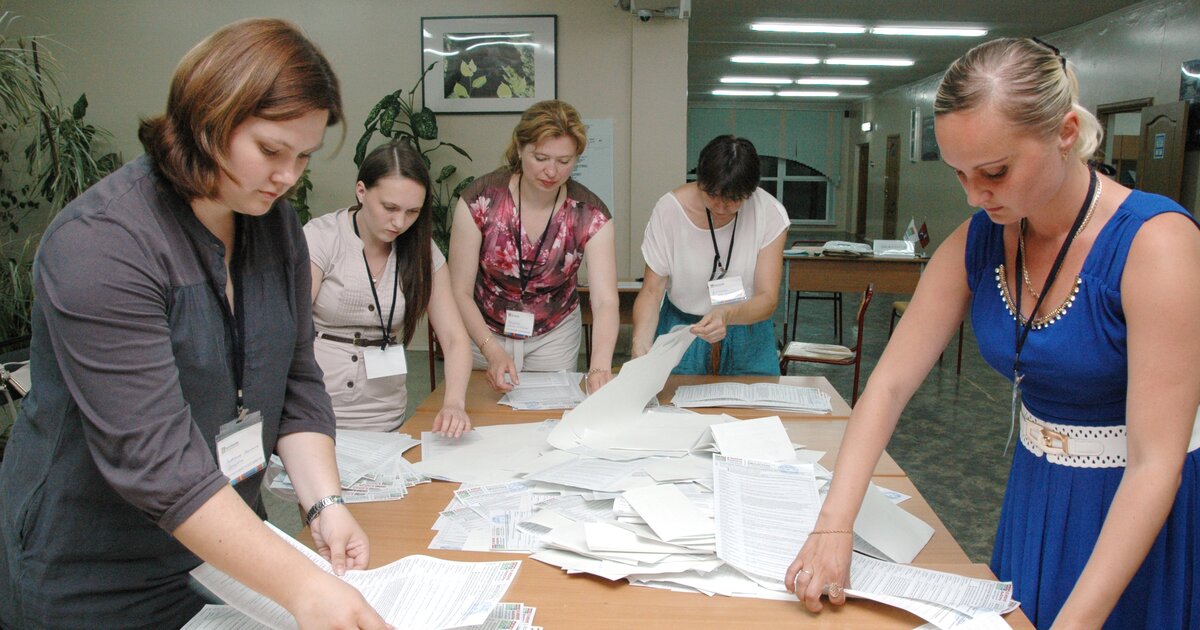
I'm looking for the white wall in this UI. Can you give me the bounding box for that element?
[7,0,688,347]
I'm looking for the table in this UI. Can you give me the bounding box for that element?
[782,249,925,342]
[323,395,1033,628]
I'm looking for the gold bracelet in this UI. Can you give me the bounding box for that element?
[586,367,610,377]
[809,529,853,536]
[479,335,493,350]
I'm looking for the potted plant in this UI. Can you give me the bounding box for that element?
[354,61,474,255]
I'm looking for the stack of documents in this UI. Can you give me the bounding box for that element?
[268,430,427,503]
[498,371,585,410]
[188,523,521,630]
[672,382,833,414]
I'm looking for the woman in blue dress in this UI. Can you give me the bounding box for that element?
[784,38,1200,628]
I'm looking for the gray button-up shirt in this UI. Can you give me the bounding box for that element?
[0,156,335,628]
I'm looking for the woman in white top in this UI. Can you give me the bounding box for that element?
[632,135,788,374]
[306,141,472,435]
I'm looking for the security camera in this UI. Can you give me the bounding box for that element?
[637,9,652,21]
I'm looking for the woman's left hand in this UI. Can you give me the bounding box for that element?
[585,369,613,394]
[691,308,729,343]
[432,404,472,438]
[310,504,370,575]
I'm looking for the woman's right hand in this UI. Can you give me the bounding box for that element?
[290,573,393,630]
[483,343,518,392]
[784,530,853,613]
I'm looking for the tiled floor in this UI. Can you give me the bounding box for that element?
[267,290,1016,563]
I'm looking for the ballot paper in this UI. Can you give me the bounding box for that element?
[549,326,696,453]
[622,483,715,543]
[844,553,1018,628]
[190,523,521,630]
[672,382,833,414]
[850,482,935,564]
[415,421,558,484]
[267,431,426,504]
[498,371,585,410]
[182,605,270,629]
[704,416,796,462]
[711,455,820,588]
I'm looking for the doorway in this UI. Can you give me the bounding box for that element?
[854,142,869,241]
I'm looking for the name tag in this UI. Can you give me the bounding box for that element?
[364,344,408,379]
[216,411,266,485]
[504,310,535,338]
[708,276,748,305]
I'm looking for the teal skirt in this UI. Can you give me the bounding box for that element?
[655,298,779,375]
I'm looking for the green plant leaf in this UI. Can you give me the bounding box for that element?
[497,83,512,98]
[452,175,475,199]
[410,107,438,141]
[471,76,487,89]
[70,93,87,120]
[379,109,396,136]
[436,164,456,183]
[451,83,469,99]
[459,60,474,78]
[354,124,376,167]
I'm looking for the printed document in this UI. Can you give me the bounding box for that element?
[672,382,832,414]
[499,371,585,410]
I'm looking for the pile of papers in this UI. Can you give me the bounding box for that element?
[672,382,833,414]
[268,430,427,503]
[186,523,522,630]
[498,371,586,410]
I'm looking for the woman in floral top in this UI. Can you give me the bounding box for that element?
[449,100,618,394]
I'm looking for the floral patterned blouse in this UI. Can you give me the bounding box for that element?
[463,168,610,337]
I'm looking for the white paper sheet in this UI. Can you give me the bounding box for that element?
[672,382,832,413]
[707,416,796,462]
[415,421,557,484]
[499,371,585,410]
[622,483,715,543]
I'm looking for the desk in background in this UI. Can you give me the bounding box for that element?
[782,248,926,342]
[325,375,1032,628]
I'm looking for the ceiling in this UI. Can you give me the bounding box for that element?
[685,0,1145,106]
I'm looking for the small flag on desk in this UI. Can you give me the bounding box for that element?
[917,219,930,248]
[903,218,919,244]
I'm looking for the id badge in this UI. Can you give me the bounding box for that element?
[708,276,748,305]
[364,344,407,379]
[216,411,266,485]
[504,310,535,338]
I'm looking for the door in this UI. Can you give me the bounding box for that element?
[854,143,869,241]
[883,135,900,239]
[1137,101,1189,202]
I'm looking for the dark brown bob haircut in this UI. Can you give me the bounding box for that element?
[138,18,344,201]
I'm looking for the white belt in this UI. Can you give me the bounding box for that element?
[1020,405,1200,469]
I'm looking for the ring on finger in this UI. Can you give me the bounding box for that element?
[823,582,844,599]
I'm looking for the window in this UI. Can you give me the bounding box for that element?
[688,155,832,225]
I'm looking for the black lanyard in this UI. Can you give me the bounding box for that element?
[353,210,399,349]
[1011,169,1096,381]
[182,213,247,417]
[514,174,562,296]
[705,207,739,281]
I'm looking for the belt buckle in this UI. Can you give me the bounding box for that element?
[1040,426,1070,455]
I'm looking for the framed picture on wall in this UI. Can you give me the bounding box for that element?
[1181,58,1200,150]
[421,15,557,114]
[921,113,939,161]
[908,108,921,162]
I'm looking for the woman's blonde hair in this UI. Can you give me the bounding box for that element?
[934,38,1102,161]
[502,100,587,172]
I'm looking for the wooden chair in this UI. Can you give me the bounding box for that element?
[786,242,842,344]
[889,301,963,374]
[780,284,874,406]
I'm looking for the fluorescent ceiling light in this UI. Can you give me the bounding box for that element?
[731,55,820,65]
[720,76,793,85]
[777,90,839,97]
[871,26,987,37]
[825,57,915,66]
[751,22,866,34]
[712,89,774,96]
[795,77,869,86]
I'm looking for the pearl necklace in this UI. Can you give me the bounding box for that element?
[1019,176,1102,300]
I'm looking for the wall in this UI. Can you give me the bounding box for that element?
[857,0,1200,249]
[7,0,688,347]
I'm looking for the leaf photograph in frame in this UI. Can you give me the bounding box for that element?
[421,15,557,114]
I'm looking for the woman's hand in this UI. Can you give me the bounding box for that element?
[784,530,854,612]
[585,368,613,394]
[432,404,472,438]
[310,504,370,576]
[289,572,393,630]
[690,307,730,343]
[483,343,518,392]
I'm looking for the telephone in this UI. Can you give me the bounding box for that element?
[821,240,873,257]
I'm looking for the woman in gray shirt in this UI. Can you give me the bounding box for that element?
[0,19,389,629]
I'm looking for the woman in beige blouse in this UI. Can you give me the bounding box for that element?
[306,141,472,435]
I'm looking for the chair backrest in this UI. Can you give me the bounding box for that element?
[850,284,875,353]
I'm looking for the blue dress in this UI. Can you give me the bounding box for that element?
[965,190,1199,629]
[655,297,779,375]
